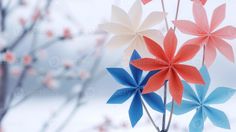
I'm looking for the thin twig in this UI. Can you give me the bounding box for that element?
[174,0,181,31]
[202,45,206,66]
[165,99,174,132]
[162,82,167,131]
[161,0,169,31]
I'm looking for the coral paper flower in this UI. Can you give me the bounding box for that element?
[100,0,165,64]
[174,2,236,67]
[131,29,204,104]
[167,66,235,132]
[107,50,164,127]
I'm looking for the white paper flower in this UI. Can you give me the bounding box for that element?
[100,0,166,64]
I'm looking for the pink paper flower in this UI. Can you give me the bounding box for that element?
[23,55,32,65]
[174,2,236,67]
[3,51,15,63]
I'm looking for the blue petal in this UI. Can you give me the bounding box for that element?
[140,70,159,86]
[182,81,200,103]
[189,107,205,132]
[166,100,198,115]
[204,87,235,104]
[107,68,136,86]
[204,106,230,129]
[195,66,210,102]
[107,88,135,104]
[129,92,143,127]
[130,50,143,84]
[142,92,165,113]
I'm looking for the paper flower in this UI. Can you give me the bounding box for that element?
[192,0,207,5]
[131,29,204,104]
[107,50,164,127]
[167,66,235,132]
[141,0,152,5]
[174,2,236,67]
[100,0,165,64]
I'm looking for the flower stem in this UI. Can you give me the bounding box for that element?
[165,99,174,132]
[161,0,169,30]
[161,82,167,131]
[141,98,160,132]
[202,45,206,66]
[174,0,181,31]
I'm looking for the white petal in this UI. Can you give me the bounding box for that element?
[128,0,142,30]
[99,23,133,35]
[139,11,167,30]
[111,5,132,27]
[106,35,135,49]
[138,29,164,45]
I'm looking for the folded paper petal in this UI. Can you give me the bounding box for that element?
[205,106,230,129]
[128,0,142,30]
[173,20,204,35]
[174,64,204,84]
[200,0,207,5]
[213,26,236,40]
[111,5,132,27]
[167,100,198,115]
[141,0,152,5]
[169,70,183,104]
[195,66,210,102]
[100,23,132,35]
[107,88,135,104]
[143,69,168,94]
[107,68,137,86]
[189,107,204,132]
[106,35,134,49]
[164,29,177,60]
[210,4,226,31]
[140,12,166,30]
[193,1,209,32]
[183,37,206,46]
[143,36,167,61]
[131,58,166,71]
[142,92,165,113]
[130,50,143,84]
[182,81,199,103]
[212,37,234,62]
[174,45,200,63]
[129,92,143,127]
[204,87,235,104]
[140,70,158,86]
[204,42,216,67]
[139,29,164,45]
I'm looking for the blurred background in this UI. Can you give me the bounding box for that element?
[0,0,236,132]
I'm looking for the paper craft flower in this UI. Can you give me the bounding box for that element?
[141,0,152,5]
[100,0,165,64]
[131,29,204,104]
[107,50,164,127]
[167,66,235,132]
[192,0,207,5]
[174,2,236,67]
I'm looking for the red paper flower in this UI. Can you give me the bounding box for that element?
[141,0,152,5]
[131,29,204,104]
[174,2,236,66]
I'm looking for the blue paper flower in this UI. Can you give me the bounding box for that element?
[107,50,165,127]
[167,66,235,132]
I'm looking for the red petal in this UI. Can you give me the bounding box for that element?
[174,45,200,63]
[173,20,204,36]
[131,58,167,71]
[169,70,183,105]
[212,26,236,40]
[142,69,169,94]
[210,4,226,31]
[143,36,168,62]
[164,29,177,60]
[141,0,152,4]
[174,64,204,84]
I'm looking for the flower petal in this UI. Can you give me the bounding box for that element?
[111,5,131,27]
[169,70,184,104]
[173,20,204,36]
[183,37,206,46]
[182,81,200,103]
[140,11,166,30]
[205,106,230,129]
[213,26,236,40]
[204,41,217,67]
[212,37,234,63]
[107,68,136,86]
[174,45,200,63]
[106,35,134,49]
[210,4,226,31]
[107,88,135,104]
[142,92,165,113]
[139,29,164,45]
[129,92,143,127]
[142,69,169,94]
[164,29,177,60]
[130,50,143,84]
[189,107,205,132]
[166,100,198,115]
[100,23,132,35]
[128,0,142,30]
[141,0,152,5]
[204,87,235,104]
[131,58,166,71]
[143,36,168,61]
[174,64,204,84]
[193,1,209,32]
[140,70,159,86]
[195,66,210,102]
